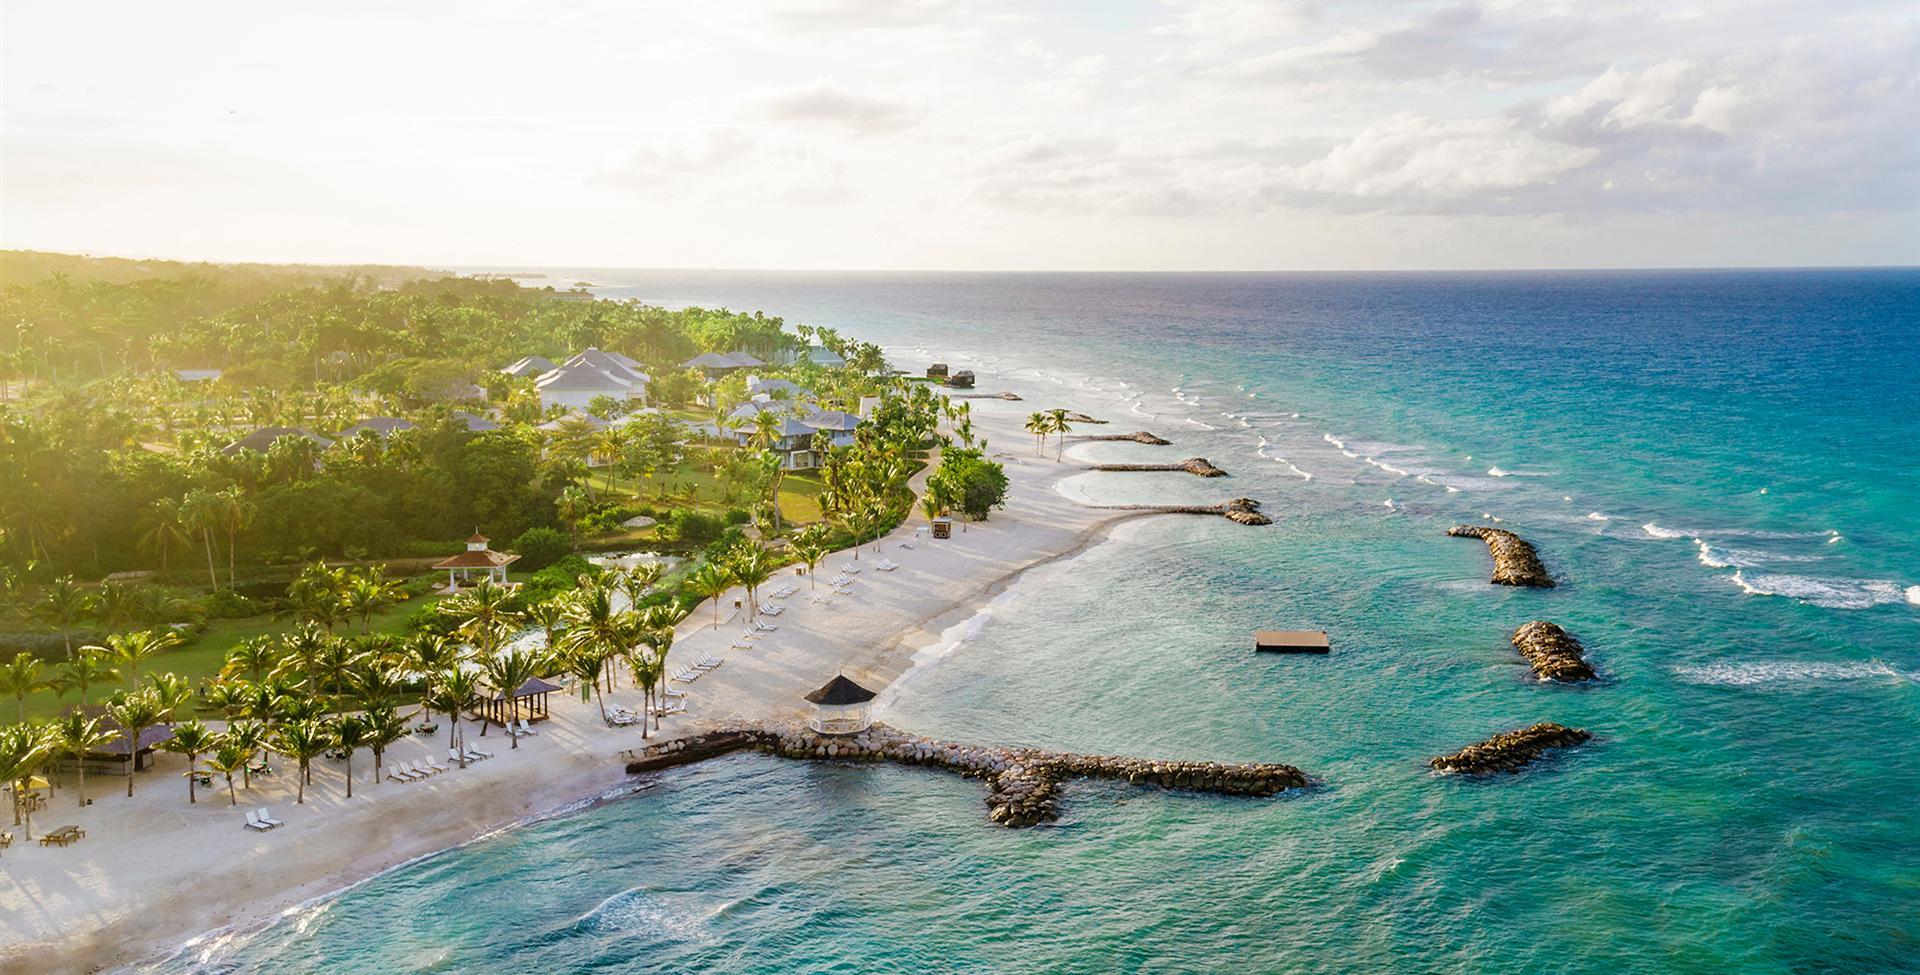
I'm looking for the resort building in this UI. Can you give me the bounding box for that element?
[531,348,650,412]
[726,401,860,469]
[431,532,520,590]
[745,375,808,399]
[221,426,334,456]
[451,410,500,432]
[682,350,768,377]
[805,675,877,735]
[780,345,845,368]
[500,355,556,378]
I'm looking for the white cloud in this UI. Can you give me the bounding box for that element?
[753,84,928,133]
[1288,114,1598,199]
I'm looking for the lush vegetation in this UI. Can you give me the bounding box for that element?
[0,251,1005,830]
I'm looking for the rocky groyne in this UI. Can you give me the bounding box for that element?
[1511,621,1595,682]
[1092,498,1271,526]
[626,723,1311,828]
[1075,431,1173,445]
[1429,723,1591,775]
[950,391,1024,401]
[1063,411,1108,425]
[1091,457,1228,477]
[1447,525,1555,587]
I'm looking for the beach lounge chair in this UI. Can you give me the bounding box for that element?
[755,620,778,632]
[761,604,785,617]
[841,562,861,574]
[663,688,687,699]
[406,760,432,778]
[467,745,494,761]
[811,593,834,605]
[245,810,275,832]
[740,628,760,641]
[387,764,414,782]
[257,807,284,828]
[424,755,448,773]
[518,719,539,736]
[731,638,754,650]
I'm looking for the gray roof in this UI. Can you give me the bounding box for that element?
[804,346,845,367]
[802,409,861,432]
[222,427,334,456]
[452,411,500,432]
[747,376,808,398]
[337,416,416,439]
[565,348,649,385]
[501,355,557,378]
[535,361,634,393]
[175,368,222,382]
[538,413,611,432]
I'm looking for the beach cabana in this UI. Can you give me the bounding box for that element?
[92,724,175,771]
[482,676,563,727]
[432,532,520,589]
[804,675,877,735]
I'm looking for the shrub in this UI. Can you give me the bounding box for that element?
[518,555,604,604]
[664,509,724,547]
[723,507,751,526]
[203,590,264,619]
[510,527,573,571]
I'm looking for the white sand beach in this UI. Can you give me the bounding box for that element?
[0,395,1170,974]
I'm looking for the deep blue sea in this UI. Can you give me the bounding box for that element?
[146,270,1920,974]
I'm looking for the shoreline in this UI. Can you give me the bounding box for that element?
[2,376,1185,975]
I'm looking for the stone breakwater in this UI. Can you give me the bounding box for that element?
[1429,723,1591,775]
[1091,457,1228,477]
[1075,431,1173,445]
[1093,498,1271,526]
[1512,621,1595,682]
[1063,411,1108,425]
[1447,525,1556,587]
[626,723,1312,828]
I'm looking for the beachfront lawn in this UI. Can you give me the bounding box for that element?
[11,597,436,722]
[586,461,828,529]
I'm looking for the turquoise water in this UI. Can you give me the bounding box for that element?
[145,271,1920,973]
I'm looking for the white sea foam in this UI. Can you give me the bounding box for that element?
[1729,571,1915,610]
[1185,418,1219,430]
[1383,498,1397,511]
[1254,438,1313,480]
[1586,512,1611,521]
[1642,522,1692,540]
[1675,660,1919,686]
[1486,466,1554,478]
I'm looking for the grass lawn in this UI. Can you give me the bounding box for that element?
[588,461,827,529]
[9,598,435,723]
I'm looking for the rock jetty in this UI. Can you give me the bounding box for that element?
[950,391,1024,401]
[1076,431,1173,445]
[1429,723,1590,775]
[1511,621,1595,682]
[1063,411,1108,425]
[1091,457,1228,477]
[1447,525,1555,587]
[626,723,1312,828]
[1090,498,1272,526]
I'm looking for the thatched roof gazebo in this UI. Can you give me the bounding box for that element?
[804,675,877,736]
[482,675,562,727]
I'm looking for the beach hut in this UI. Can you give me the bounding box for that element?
[805,675,877,735]
[432,532,520,589]
[482,676,563,727]
[947,370,976,389]
[926,363,949,379]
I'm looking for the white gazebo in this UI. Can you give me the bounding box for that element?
[804,675,877,735]
[432,532,520,589]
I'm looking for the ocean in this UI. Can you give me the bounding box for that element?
[143,270,1920,974]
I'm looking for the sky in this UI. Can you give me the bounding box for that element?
[2,0,1916,271]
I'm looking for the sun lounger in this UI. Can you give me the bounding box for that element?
[761,604,785,616]
[841,563,861,574]
[424,755,448,773]
[662,688,687,699]
[811,593,834,605]
[755,620,778,632]
[245,810,275,831]
[407,760,433,778]
[518,719,538,736]
[388,764,415,782]
[466,745,493,760]
[257,807,285,827]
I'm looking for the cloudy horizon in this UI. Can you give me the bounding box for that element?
[2,0,1915,271]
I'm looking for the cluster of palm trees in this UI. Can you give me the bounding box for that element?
[1024,409,1074,460]
[0,564,686,841]
[137,487,252,589]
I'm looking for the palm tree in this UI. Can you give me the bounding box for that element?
[0,724,51,841]
[313,639,366,710]
[1024,412,1048,455]
[39,575,93,661]
[560,581,624,694]
[638,603,683,733]
[160,720,217,803]
[179,488,225,590]
[104,687,163,798]
[362,706,410,783]
[331,714,370,799]
[273,719,332,803]
[479,649,540,749]
[216,487,252,588]
[1048,409,1072,460]
[619,562,665,609]
[51,713,114,808]
[94,582,139,632]
[0,652,45,722]
[423,672,478,768]
[790,526,829,589]
[224,717,270,788]
[441,579,520,659]
[145,671,195,726]
[684,562,733,630]
[729,546,776,621]
[343,566,401,633]
[563,646,609,724]
[135,498,195,574]
[93,629,185,688]
[220,636,279,683]
[524,599,569,652]
[274,622,331,690]
[204,740,252,806]
[623,646,663,739]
